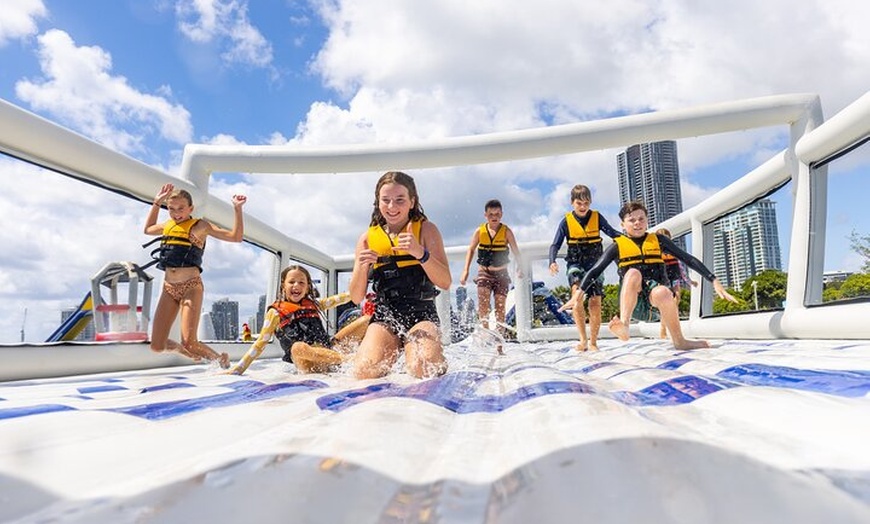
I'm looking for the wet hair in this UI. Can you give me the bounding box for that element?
[369,171,427,227]
[655,227,672,238]
[484,199,502,211]
[570,184,592,203]
[619,200,648,220]
[279,265,321,302]
[168,189,194,206]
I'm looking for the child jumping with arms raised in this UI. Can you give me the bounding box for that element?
[143,183,246,367]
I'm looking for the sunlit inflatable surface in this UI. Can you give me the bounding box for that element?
[2,337,869,523]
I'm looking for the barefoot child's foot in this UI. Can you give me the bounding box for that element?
[575,341,588,352]
[588,343,599,351]
[673,339,710,351]
[608,317,630,341]
[218,352,230,369]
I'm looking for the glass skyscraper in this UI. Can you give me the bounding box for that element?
[616,140,683,228]
[210,298,240,341]
[712,199,782,290]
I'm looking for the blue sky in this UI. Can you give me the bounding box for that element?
[1,0,868,342]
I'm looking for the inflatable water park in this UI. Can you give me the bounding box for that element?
[1,91,869,523]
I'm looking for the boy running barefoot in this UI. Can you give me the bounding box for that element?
[570,201,737,350]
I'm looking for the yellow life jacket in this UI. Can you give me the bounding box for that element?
[369,220,424,269]
[566,211,601,245]
[367,219,437,304]
[477,223,510,267]
[662,251,680,266]
[143,218,204,271]
[615,233,664,268]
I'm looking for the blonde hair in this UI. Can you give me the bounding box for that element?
[168,189,193,206]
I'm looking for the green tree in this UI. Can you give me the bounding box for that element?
[747,269,788,309]
[849,230,870,273]
[601,283,620,321]
[839,272,870,298]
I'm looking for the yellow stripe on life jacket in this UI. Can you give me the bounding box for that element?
[615,233,664,268]
[162,218,199,246]
[368,220,424,269]
[566,211,601,244]
[662,252,680,265]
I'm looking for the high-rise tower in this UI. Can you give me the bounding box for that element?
[616,140,683,228]
[210,297,240,341]
[712,199,782,290]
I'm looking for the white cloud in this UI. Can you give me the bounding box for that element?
[0,0,46,46]
[15,29,193,153]
[287,0,870,248]
[175,0,274,68]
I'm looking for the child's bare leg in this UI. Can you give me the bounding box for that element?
[334,315,371,346]
[661,285,681,339]
[477,285,492,329]
[610,270,641,341]
[494,291,507,354]
[165,339,201,361]
[353,323,401,379]
[404,322,447,378]
[174,283,230,366]
[651,286,708,350]
[189,341,230,368]
[149,292,180,353]
[291,341,345,373]
[570,287,588,350]
[587,294,602,350]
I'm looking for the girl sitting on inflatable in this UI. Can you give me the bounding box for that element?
[228,265,370,375]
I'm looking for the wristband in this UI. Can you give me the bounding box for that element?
[418,248,430,264]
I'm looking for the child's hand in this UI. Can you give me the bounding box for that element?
[558,289,583,312]
[459,270,468,286]
[394,222,424,259]
[549,262,559,276]
[232,195,247,208]
[357,248,378,268]
[713,279,738,303]
[154,183,174,204]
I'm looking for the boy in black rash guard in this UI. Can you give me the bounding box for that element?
[569,201,737,350]
[549,184,622,351]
